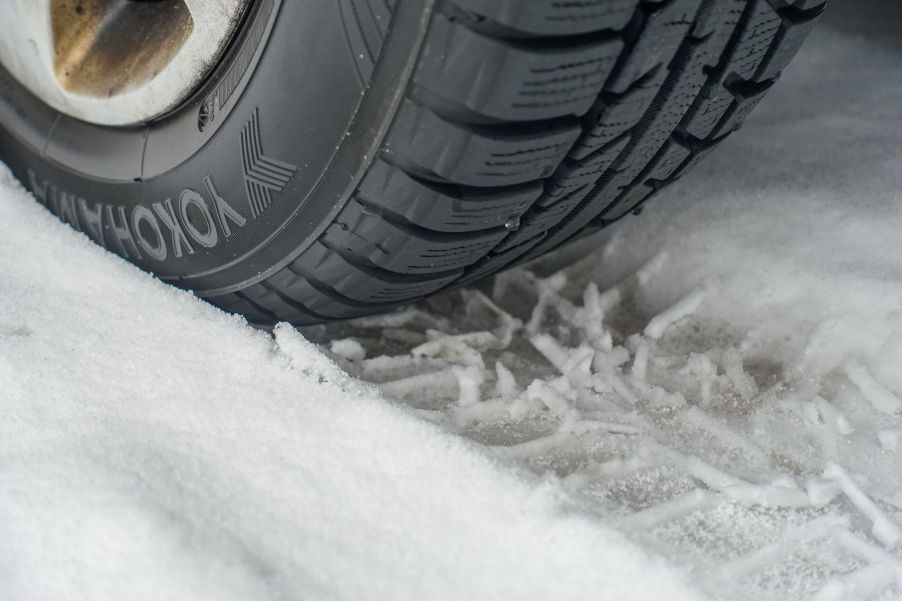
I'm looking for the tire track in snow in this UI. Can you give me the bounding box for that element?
[307,248,902,601]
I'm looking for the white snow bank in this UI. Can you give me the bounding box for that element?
[0,171,701,600]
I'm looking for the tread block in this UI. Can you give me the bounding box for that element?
[447,0,640,36]
[781,0,827,9]
[215,292,285,324]
[753,8,822,82]
[324,199,508,273]
[668,140,718,180]
[727,0,783,80]
[456,235,546,286]
[543,136,629,204]
[358,160,540,233]
[527,167,629,258]
[682,81,735,138]
[572,68,667,160]
[606,0,701,93]
[600,182,654,222]
[266,268,392,320]
[415,16,623,121]
[291,241,460,303]
[495,185,593,252]
[710,80,772,137]
[385,100,581,186]
[692,0,746,38]
[240,282,329,323]
[646,139,691,181]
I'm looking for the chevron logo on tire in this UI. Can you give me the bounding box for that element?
[240,108,297,219]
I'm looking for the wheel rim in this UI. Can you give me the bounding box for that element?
[0,0,250,126]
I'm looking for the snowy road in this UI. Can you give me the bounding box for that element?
[3,2,902,600]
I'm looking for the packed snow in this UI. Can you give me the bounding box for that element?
[2,2,902,599]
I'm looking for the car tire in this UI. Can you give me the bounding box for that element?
[0,0,825,324]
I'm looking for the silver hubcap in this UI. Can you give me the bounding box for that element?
[0,0,250,126]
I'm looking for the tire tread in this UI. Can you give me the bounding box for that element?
[236,0,825,324]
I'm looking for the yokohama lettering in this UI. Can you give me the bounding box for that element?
[27,170,247,262]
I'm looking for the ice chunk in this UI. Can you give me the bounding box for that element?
[644,288,706,340]
[846,364,902,415]
[329,337,366,361]
[824,463,902,547]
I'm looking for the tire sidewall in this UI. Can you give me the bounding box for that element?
[0,0,422,295]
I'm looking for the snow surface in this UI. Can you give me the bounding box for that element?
[0,170,702,601]
[3,3,902,600]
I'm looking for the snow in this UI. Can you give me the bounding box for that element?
[823,463,902,549]
[643,288,706,341]
[328,337,366,362]
[3,1,902,599]
[846,365,902,416]
[0,171,701,600]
